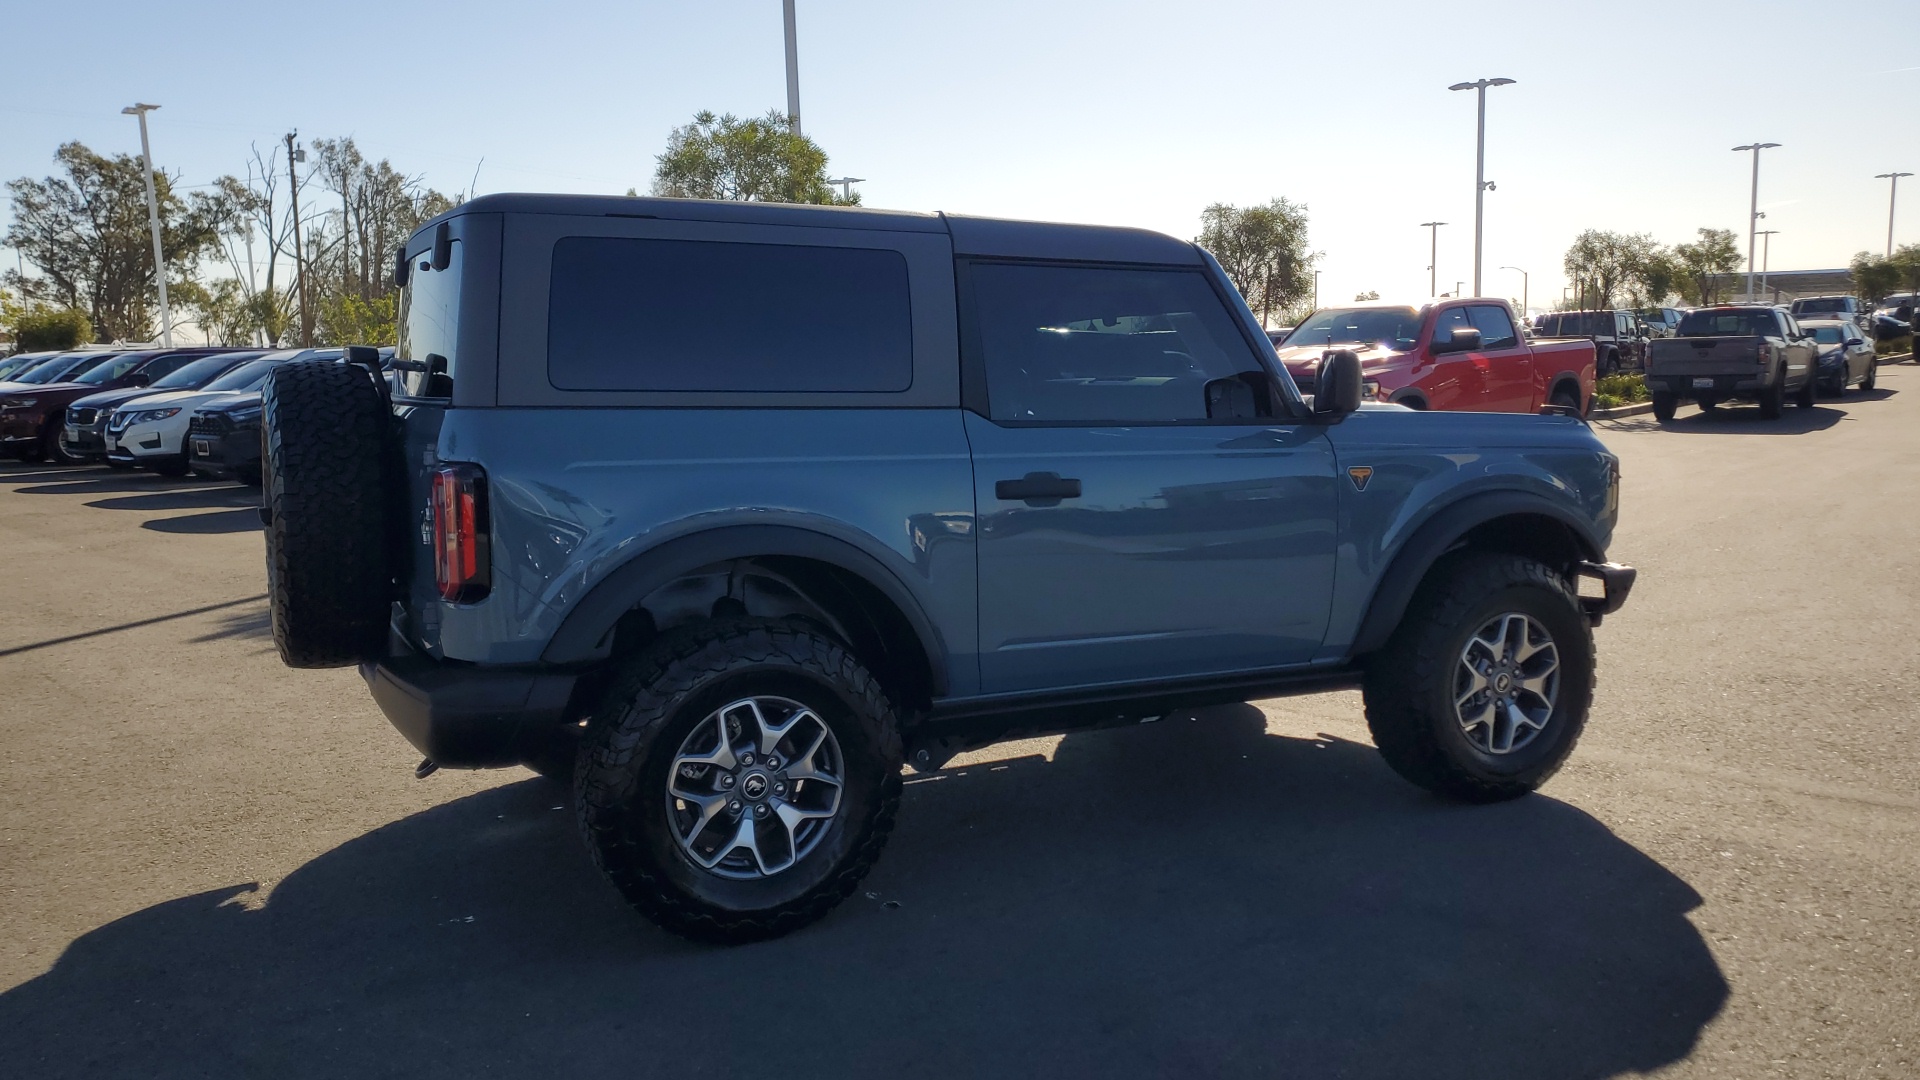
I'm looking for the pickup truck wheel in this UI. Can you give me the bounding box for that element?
[1757,371,1784,420]
[1362,553,1593,803]
[1550,387,1580,413]
[260,361,394,668]
[1795,370,1817,409]
[1651,392,1677,423]
[577,619,903,944]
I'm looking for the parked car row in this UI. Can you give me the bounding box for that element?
[1643,305,1879,421]
[0,345,384,480]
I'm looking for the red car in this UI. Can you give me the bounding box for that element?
[1274,298,1596,413]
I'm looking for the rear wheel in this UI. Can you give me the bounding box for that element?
[1795,369,1817,409]
[260,361,393,668]
[1651,392,1677,423]
[1363,553,1593,802]
[1758,369,1784,419]
[1861,358,1877,392]
[577,619,903,943]
[1550,386,1581,413]
[42,422,84,465]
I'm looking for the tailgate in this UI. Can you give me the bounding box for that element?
[1648,336,1764,375]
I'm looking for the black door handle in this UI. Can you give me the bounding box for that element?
[995,472,1082,505]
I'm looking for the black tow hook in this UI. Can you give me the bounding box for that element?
[415,758,439,779]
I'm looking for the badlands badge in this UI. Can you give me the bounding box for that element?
[1348,466,1374,492]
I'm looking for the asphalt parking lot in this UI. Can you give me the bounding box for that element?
[1,373,1916,1080]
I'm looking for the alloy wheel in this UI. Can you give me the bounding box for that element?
[664,695,844,880]
[1453,612,1560,755]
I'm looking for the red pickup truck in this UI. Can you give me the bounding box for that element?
[1274,298,1597,413]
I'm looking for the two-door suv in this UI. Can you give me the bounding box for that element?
[260,195,1635,943]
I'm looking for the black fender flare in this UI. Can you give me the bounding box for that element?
[541,524,950,695]
[1348,490,1604,658]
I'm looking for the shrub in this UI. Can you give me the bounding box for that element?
[1594,372,1648,405]
[14,308,94,352]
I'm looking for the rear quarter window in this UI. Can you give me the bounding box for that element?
[545,236,912,393]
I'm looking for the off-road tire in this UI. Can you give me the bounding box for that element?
[260,361,392,668]
[1362,552,1594,803]
[1651,392,1677,422]
[1758,369,1785,419]
[577,619,903,944]
[1795,369,1817,409]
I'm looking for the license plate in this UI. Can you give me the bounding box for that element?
[193,439,211,456]
[1692,377,1714,389]
[104,436,116,451]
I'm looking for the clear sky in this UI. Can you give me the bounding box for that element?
[3,0,1914,316]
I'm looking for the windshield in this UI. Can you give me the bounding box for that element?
[205,359,277,391]
[14,354,102,384]
[152,353,249,390]
[1794,298,1849,313]
[73,354,151,385]
[0,355,48,380]
[1284,306,1422,351]
[1677,310,1775,337]
[1809,326,1848,345]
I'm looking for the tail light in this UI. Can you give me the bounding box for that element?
[431,463,490,602]
[1756,344,1773,364]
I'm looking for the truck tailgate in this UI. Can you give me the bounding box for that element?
[1649,337,1763,375]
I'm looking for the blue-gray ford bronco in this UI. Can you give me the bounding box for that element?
[259,194,1635,943]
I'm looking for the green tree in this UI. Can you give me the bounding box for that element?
[4,142,217,341]
[1672,228,1743,305]
[1892,243,1920,295]
[1850,251,1900,303]
[1562,230,1659,311]
[1354,290,1380,301]
[1196,198,1316,328]
[14,307,93,351]
[651,111,857,204]
[1635,250,1681,307]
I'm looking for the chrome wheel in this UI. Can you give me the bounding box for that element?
[665,696,844,880]
[1454,612,1559,755]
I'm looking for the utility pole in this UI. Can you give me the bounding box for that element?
[783,0,802,135]
[286,131,311,347]
[1313,269,1321,311]
[825,176,865,202]
[1733,142,1780,302]
[1499,265,1528,317]
[1875,172,1912,257]
[1420,221,1446,296]
[122,104,172,347]
[1449,77,1515,297]
[1757,229,1779,301]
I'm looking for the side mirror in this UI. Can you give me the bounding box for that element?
[430,222,452,272]
[1846,338,1865,348]
[393,244,411,288]
[125,372,150,387]
[1432,326,1482,354]
[1314,351,1363,416]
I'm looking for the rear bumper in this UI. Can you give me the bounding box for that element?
[1649,373,1766,400]
[360,653,580,768]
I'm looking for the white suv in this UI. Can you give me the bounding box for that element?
[106,349,340,474]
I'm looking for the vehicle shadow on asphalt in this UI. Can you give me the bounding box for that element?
[0,706,1727,1080]
[1601,403,1848,435]
[142,508,263,535]
[0,464,223,497]
[86,488,258,513]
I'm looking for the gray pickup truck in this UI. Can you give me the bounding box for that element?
[257,194,1634,943]
[1645,306,1818,421]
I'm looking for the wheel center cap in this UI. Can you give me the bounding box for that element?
[740,772,770,800]
[1492,672,1513,695]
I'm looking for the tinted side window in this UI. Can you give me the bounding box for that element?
[547,237,912,393]
[968,262,1265,424]
[1466,305,1519,349]
[399,239,461,398]
[1434,307,1473,345]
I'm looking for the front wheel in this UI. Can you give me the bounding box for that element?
[577,619,903,944]
[1861,359,1877,392]
[1363,553,1594,803]
[1651,392,1677,422]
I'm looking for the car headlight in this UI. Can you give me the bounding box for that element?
[125,407,182,423]
[1,398,36,409]
[223,406,262,423]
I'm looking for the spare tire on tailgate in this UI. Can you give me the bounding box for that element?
[261,360,392,668]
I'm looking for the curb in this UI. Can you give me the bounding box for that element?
[1590,401,1654,420]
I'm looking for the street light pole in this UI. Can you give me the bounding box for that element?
[1499,265,1528,317]
[1756,229,1779,301]
[1448,77,1515,297]
[1420,221,1446,296]
[286,131,311,347]
[1733,142,1780,301]
[1313,269,1321,311]
[824,176,865,202]
[122,104,172,348]
[1875,172,1912,257]
[783,0,802,135]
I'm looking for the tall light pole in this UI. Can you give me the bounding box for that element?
[286,132,311,347]
[122,104,172,347]
[1756,229,1779,301]
[1420,221,1447,296]
[825,176,865,202]
[1448,77,1515,297]
[783,0,802,135]
[1312,269,1321,311]
[1499,265,1528,317]
[1733,142,1780,301]
[1875,172,1912,257]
